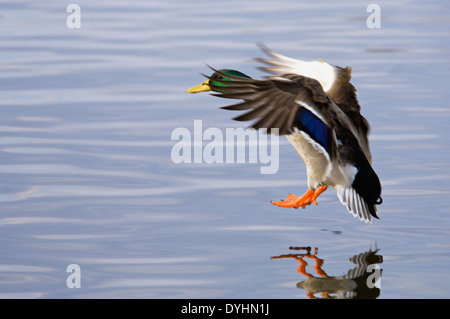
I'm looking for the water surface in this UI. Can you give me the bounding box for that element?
[0,0,449,298]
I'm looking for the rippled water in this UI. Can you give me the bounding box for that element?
[0,0,449,298]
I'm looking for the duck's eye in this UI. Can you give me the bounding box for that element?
[212,74,223,80]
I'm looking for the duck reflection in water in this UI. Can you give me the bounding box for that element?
[272,245,382,299]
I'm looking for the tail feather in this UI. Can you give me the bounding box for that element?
[337,187,376,223]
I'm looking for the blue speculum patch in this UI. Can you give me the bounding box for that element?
[294,107,331,155]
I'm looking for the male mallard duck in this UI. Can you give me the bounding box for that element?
[186,45,382,223]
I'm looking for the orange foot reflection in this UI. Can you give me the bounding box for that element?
[271,186,327,209]
[272,246,328,298]
[272,246,328,278]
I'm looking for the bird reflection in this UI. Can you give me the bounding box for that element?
[272,245,383,299]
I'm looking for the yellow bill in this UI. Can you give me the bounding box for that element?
[185,79,211,93]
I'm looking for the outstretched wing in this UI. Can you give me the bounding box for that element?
[255,44,337,93]
[256,45,372,163]
[207,69,339,162]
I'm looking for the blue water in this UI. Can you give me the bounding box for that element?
[0,0,449,298]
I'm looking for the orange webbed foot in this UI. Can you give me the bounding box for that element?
[271,186,328,209]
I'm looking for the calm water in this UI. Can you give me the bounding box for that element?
[0,0,449,299]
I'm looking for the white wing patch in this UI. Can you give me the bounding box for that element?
[295,99,328,125]
[299,129,330,162]
[258,49,337,92]
[337,187,372,223]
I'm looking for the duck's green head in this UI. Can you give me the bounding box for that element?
[185,69,251,93]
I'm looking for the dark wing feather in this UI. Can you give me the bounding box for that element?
[208,69,332,128]
[207,68,339,159]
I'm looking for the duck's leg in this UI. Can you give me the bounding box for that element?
[271,186,327,209]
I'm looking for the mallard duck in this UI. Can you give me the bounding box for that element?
[186,45,382,223]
